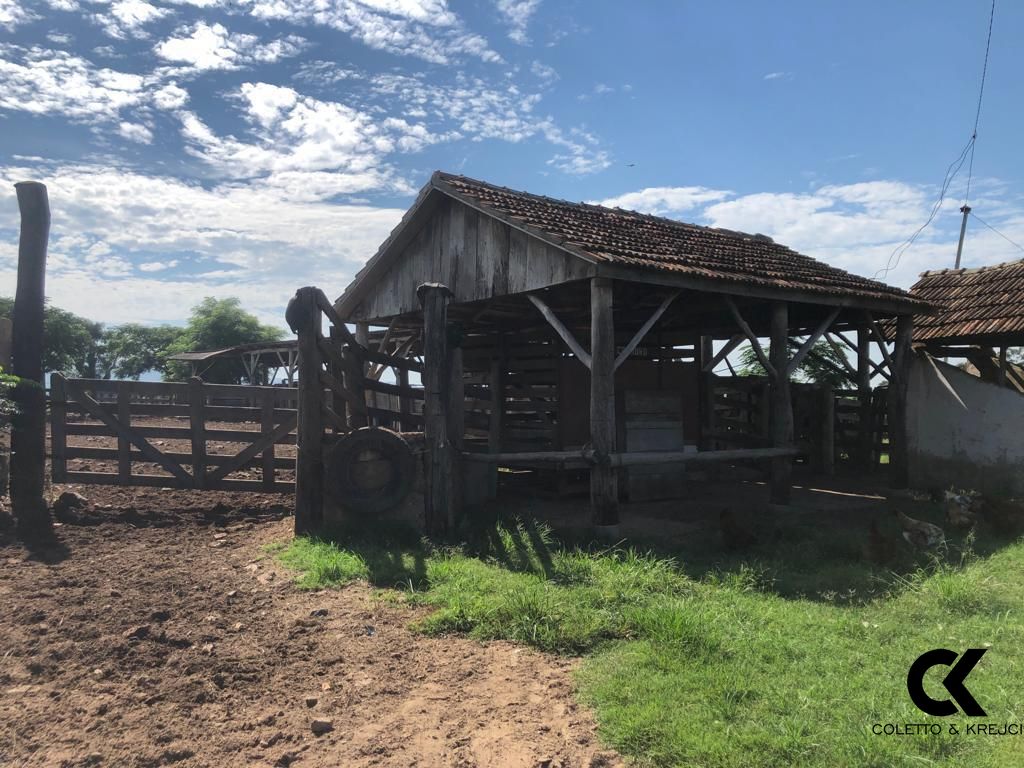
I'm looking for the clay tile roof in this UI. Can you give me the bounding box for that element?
[434,171,925,309]
[910,258,1024,342]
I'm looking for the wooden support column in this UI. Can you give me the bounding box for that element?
[398,368,412,432]
[768,301,793,503]
[418,283,456,537]
[589,277,619,534]
[294,286,324,535]
[820,383,835,477]
[189,377,206,489]
[699,335,715,450]
[856,327,873,469]
[487,346,504,498]
[887,314,913,488]
[341,344,368,429]
[10,181,49,531]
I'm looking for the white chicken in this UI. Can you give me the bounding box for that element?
[894,510,945,549]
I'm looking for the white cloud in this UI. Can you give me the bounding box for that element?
[495,0,541,44]
[155,22,306,72]
[597,186,733,216]
[245,0,500,64]
[763,71,791,81]
[0,162,406,327]
[0,0,39,30]
[92,0,169,39]
[117,120,154,143]
[47,32,74,45]
[530,60,557,84]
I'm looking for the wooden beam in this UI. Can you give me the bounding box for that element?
[768,301,793,503]
[785,307,841,377]
[589,277,619,532]
[49,373,67,484]
[823,333,857,379]
[527,293,592,369]
[189,377,206,489]
[702,334,744,373]
[865,312,897,380]
[723,296,777,379]
[887,315,913,489]
[419,283,456,536]
[206,416,298,484]
[294,286,324,534]
[834,329,891,381]
[613,290,680,369]
[462,446,800,466]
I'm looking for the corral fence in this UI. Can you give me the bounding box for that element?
[49,373,297,492]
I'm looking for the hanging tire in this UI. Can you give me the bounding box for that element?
[325,427,416,515]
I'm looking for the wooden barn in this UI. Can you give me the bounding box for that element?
[292,172,931,535]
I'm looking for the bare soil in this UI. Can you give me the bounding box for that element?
[0,483,621,768]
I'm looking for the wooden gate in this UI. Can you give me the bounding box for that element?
[50,373,297,492]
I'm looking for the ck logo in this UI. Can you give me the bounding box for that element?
[907,648,988,716]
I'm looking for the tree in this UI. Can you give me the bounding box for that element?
[98,324,183,380]
[737,340,849,387]
[0,297,103,376]
[165,297,283,383]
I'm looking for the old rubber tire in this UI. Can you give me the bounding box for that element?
[325,427,415,515]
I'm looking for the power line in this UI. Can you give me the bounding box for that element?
[970,210,1024,254]
[873,0,997,280]
[965,0,997,206]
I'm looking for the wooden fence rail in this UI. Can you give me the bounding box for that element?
[50,373,297,492]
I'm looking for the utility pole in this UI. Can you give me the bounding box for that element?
[954,204,971,269]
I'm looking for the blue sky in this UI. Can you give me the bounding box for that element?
[1,0,1021,330]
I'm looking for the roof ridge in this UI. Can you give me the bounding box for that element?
[433,170,782,249]
[918,255,1024,278]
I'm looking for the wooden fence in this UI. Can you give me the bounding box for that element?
[50,373,297,492]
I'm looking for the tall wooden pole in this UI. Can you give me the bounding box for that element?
[887,314,913,488]
[294,287,323,534]
[418,283,454,536]
[590,277,619,534]
[11,181,50,531]
[699,335,715,450]
[768,301,793,503]
[856,327,873,469]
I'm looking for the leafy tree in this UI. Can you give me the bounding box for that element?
[165,297,283,383]
[98,324,183,380]
[737,340,850,387]
[0,297,103,376]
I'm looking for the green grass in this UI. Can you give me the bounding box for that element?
[275,516,1024,767]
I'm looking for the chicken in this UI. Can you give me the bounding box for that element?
[894,510,945,549]
[943,488,979,530]
[720,508,757,551]
[865,519,897,565]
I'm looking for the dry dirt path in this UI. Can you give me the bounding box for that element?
[0,489,621,768]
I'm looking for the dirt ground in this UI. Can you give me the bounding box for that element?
[0,485,621,768]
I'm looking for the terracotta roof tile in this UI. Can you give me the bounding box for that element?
[435,172,923,308]
[910,259,1024,342]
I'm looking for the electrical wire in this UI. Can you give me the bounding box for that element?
[970,210,1024,254]
[873,0,996,279]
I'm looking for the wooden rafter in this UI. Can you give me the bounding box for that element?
[613,290,680,370]
[865,313,897,381]
[723,296,777,380]
[702,334,745,373]
[527,294,592,369]
[832,330,891,381]
[785,307,841,377]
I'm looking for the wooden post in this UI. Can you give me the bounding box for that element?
[10,181,49,530]
[590,277,619,534]
[487,351,504,498]
[998,346,1008,388]
[820,384,835,477]
[418,283,455,536]
[294,286,324,535]
[699,335,715,450]
[117,381,132,483]
[856,327,873,470]
[189,377,206,489]
[327,325,346,429]
[261,389,275,491]
[768,301,793,503]
[398,367,412,432]
[341,344,368,428]
[448,343,464,451]
[887,314,913,488]
[49,373,67,484]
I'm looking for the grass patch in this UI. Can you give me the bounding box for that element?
[276,516,1024,767]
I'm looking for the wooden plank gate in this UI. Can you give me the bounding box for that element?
[50,373,297,492]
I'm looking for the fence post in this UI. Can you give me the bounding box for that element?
[261,389,275,491]
[341,344,368,429]
[10,181,49,531]
[117,381,131,483]
[49,372,67,484]
[294,287,324,534]
[189,377,206,489]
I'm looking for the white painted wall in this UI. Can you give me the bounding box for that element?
[907,353,1024,495]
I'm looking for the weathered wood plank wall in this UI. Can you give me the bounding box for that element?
[353,198,595,321]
